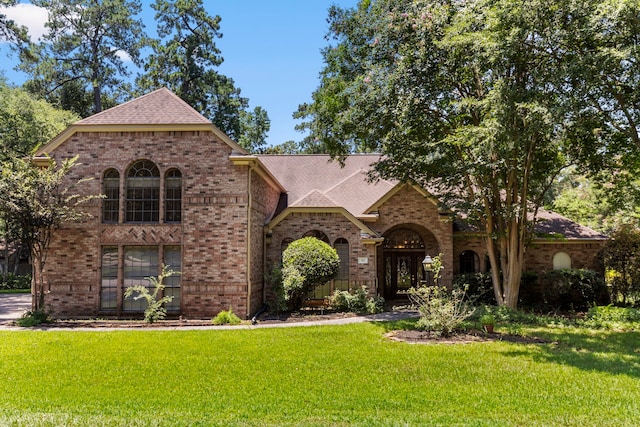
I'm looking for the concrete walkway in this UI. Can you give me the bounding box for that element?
[0,292,418,331]
[0,293,31,321]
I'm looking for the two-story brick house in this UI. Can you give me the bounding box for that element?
[33,88,606,319]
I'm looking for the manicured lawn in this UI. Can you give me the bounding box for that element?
[0,322,639,426]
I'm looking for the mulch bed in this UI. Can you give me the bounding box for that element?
[386,329,552,345]
[4,309,361,329]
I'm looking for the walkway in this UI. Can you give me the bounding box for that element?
[0,293,418,331]
[0,293,31,321]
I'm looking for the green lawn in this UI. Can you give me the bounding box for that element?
[0,322,638,426]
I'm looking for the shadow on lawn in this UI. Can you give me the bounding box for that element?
[503,329,640,378]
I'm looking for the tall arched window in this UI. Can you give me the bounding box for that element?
[334,238,350,292]
[165,169,182,223]
[102,169,120,223]
[126,160,160,223]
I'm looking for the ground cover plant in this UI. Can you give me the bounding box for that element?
[1,317,639,426]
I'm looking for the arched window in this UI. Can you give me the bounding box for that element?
[460,250,480,274]
[164,169,182,223]
[102,169,120,223]
[334,238,350,291]
[383,228,424,249]
[126,160,160,223]
[303,230,329,243]
[553,252,572,270]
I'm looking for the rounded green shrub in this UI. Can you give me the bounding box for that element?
[282,237,340,310]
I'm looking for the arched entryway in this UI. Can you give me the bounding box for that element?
[382,227,438,299]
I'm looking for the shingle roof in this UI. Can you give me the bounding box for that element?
[257,154,396,217]
[257,154,606,240]
[534,210,607,239]
[76,87,211,125]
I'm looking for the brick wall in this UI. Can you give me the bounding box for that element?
[43,130,254,318]
[371,185,455,286]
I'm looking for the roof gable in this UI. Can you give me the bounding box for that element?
[76,87,210,125]
[34,88,247,156]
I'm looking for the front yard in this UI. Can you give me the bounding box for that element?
[0,320,638,426]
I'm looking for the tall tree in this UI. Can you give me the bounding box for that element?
[20,0,145,116]
[0,0,29,48]
[0,156,99,310]
[137,0,269,146]
[237,106,270,153]
[298,0,607,308]
[0,81,78,161]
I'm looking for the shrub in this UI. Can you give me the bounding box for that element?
[0,273,31,290]
[407,285,474,337]
[265,264,287,313]
[453,273,493,304]
[599,224,640,305]
[124,265,177,323]
[281,237,340,310]
[519,269,609,311]
[16,309,51,327]
[211,307,242,325]
[330,286,385,314]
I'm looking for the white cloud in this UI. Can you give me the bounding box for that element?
[0,3,48,41]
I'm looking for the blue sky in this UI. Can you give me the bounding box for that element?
[0,0,360,146]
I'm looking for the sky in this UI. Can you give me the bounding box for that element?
[0,0,360,146]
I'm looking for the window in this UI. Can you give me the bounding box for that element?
[165,169,182,223]
[126,160,160,223]
[163,246,182,311]
[460,250,479,274]
[100,245,182,312]
[334,238,350,292]
[553,252,572,270]
[123,246,159,311]
[102,169,120,223]
[100,247,118,310]
[383,228,424,249]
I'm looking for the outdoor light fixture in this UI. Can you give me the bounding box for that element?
[422,255,433,272]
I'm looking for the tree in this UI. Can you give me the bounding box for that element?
[298,0,607,308]
[0,81,79,161]
[0,156,99,310]
[136,0,269,145]
[237,106,270,153]
[0,0,29,48]
[21,0,145,116]
[600,225,640,305]
[281,237,339,310]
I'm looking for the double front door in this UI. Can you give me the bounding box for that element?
[384,251,425,299]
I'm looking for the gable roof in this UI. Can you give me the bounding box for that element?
[257,154,397,218]
[258,154,606,241]
[75,87,210,125]
[34,88,246,156]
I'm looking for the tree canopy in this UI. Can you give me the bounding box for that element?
[0,81,79,162]
[297,0,630,308]
[136,0,269,150]
[20,0,146,116]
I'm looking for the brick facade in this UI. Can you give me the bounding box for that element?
[35,90,607,319]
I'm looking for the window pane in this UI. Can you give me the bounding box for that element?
[123,246,158,312]
[165,169,182,223]
[100,247,118,310]
[102,169,119,223]
[334,239,350,291]
[126,161,160,223]
[163,246,181,311]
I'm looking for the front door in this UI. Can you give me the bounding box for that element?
[384,251,425,299]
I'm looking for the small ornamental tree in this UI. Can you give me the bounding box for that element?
[0,156,99,310]
[600,225,640,305]
[281,237,340,310]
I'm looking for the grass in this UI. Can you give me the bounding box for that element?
[0,321,639,426]
[0,289,30,294]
